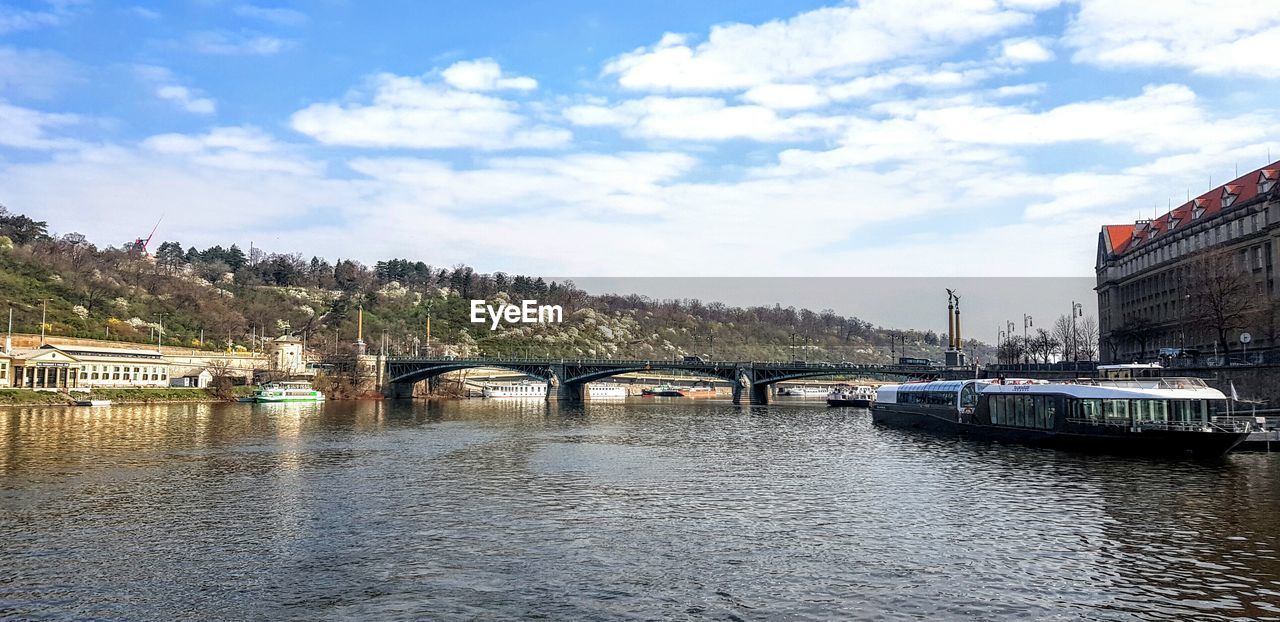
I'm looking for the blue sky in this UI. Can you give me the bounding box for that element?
[1,0,1279,278]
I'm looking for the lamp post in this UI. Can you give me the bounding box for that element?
[1023,314,1033,364]
[1070,301,1083,362]
[998,329,1006,365]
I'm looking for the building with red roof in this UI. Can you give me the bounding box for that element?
[1096,160,1280,362]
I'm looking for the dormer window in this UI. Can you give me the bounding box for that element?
[1261,169,1278,194]
[1192,198,1208,219]
[1167,216,1179,230]
[1222,185,1240,208]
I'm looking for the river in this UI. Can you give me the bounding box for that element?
[1,399,1278,620]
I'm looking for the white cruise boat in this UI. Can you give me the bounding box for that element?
[482,381,547,398]
[781,386,828,397]
[587,383,628,399]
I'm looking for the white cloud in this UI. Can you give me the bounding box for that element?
[134,65,216,114]
[187,30,289,55]
[896,84,1267,154]
[441,59,537,91]
[0,46,80,99]
[290,71,570,150]
[564,96,845,141]
[740,84,829,109]
[603,0,1045,91]
[232,4,307,26]
[0,101,82,149]
[998,37,1054,63]
[141,126,319,175]
[155,86,216,114]
[1065,0,1280,77]
[0,1,79,34]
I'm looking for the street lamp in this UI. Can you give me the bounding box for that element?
[1023,314,1033,364]
[1070,301,1083,362]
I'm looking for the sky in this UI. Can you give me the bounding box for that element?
[1,0,1279,281]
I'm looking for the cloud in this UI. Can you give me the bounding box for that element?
[232,4,307,26]
[1064,0,1280,78]
[564,96,845,141]
[739,84,829,110]
[141,126,320,175]
[155,86,216,114]
[0,0,81,34]
[441,59,537,91]
[602,0,1045,91]
[0,46,81,99]
[0,101,82,150]
[290,70,570,150]
[134,65,217,114]
[998,37,1054,63]
[186,30,290,55]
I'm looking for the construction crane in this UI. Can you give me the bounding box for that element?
[129,216,163,255]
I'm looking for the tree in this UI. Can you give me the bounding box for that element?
[1028,328,1060,363]
[1186,248,1259,359]
[154,241,186,273]
[0,205,50,244]
[1118,316,1158,362]
[1051,315,1076,362]
[1076,316,1099,361]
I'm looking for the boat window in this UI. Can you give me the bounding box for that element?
[1102,399,1129,422]
[960,384,977,408]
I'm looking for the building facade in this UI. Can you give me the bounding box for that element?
[1,344,170,389]
[1096,161,1280,362]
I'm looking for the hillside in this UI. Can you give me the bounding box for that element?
[0,205,993,364]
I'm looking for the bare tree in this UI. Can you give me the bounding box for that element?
[1051,315,1076,362]
[1028,328,1060,363]
[1077,316,1099,361]
[1186,248,1259,358]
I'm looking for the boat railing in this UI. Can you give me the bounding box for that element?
[1066,417,1251,433]
[1072,377,1210,390]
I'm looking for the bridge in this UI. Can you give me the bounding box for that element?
[383,357,978,404]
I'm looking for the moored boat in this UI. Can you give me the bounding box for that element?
[73,399,112,407]
[587,383,628,399]
[781,386,828,397]
[827,385,876,407]
[250,381,326,403]
[871,377,1251,457]
[642,385,685,397]
[482,381,547,398]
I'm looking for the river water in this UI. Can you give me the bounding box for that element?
[1,398,1278,620]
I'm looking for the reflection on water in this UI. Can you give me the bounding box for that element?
[1,399,1278,620]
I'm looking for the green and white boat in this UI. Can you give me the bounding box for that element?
[250,381,326,403]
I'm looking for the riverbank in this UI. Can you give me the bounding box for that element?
[0,387,256,405]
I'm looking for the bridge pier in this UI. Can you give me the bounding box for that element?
[386,381,415,399]
[730,366,772,405]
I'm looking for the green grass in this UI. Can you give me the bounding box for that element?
[0,385,258,405]
[0,389,71,404]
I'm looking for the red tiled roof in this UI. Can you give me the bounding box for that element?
[1105,224,1135,254]
[1102,159,1280,257]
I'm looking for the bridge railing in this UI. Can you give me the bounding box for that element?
[384,356,958,374]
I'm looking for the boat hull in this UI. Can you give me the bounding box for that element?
[872,405,1249,457]
[252,396,325,403]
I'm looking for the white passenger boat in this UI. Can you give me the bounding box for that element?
[827,385,876,407]
[73,399,112,407]
[250,381,326,403]
[482,381,547,398]
[781,386,828,397]
[587,383,628,399]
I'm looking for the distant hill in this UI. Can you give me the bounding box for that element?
[0,204,992,363]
